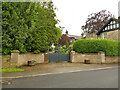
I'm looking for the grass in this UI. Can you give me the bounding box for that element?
[0,68,24,73]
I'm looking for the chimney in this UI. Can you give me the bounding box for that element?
[118,16,120,20]
[65,30,68,35]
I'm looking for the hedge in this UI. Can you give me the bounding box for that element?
[73,39,120,56]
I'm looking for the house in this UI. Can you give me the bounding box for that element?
[65,30,82,44]
[85,17,120,41]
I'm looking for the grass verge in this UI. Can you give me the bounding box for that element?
[0,68,24,73]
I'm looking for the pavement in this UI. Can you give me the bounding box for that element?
[2,65,119,88]
[0,63,119,85]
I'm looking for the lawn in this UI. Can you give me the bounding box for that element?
[0,68,24,73]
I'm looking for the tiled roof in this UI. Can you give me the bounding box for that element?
[67,34,82,39]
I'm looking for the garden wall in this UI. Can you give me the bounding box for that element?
[1,50,119,68]
[1,55,11,68]
[105,56,119,63]
[18,53,44,66]
[70,51,105,64]
[70,51,119,64]
[10,50,44,67]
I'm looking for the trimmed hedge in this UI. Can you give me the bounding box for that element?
[73,39,120,56]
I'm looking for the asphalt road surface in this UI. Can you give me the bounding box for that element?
[3,68,118,88]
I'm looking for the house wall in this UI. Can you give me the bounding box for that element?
[85,33,97,39]
[86,30,119,41]
[99,30,119,41]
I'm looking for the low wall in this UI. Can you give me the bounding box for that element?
[10,50,45,67]
[70,51,105,64]
[1,50,119,68]
[1,55,11,68]
[105,56,119,64]
[18,53,44,66]
[70,51,119,64]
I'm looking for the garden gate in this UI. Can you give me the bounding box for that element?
[49,47,71,62]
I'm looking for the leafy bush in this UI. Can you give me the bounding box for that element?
[33,50,40,54]
[66,41,69,49]
[32,60,37,62]
[73,39,119,56]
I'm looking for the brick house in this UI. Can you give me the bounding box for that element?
[85,17,120,41]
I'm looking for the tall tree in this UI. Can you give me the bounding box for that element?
[81,10,114,35]
[2,1,62,54]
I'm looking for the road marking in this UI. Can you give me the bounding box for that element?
[0,66,118,79]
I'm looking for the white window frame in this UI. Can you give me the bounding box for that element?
[103,32,107,39]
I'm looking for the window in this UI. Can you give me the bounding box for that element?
[70,39,72,43]
[103,32,107,39]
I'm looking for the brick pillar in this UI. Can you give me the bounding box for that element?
[98,51,105,64]
[70,51,75,62]
[44,53,49,63]
[11,50,19,68]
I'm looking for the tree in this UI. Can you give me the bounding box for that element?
[2,1,62,54]
[81,10,115,35]
[58,34,70,46]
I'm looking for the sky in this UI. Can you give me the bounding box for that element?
[52,0,119,36]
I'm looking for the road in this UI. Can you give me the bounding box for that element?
[3,68,118,88]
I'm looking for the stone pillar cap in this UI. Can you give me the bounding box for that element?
[11,50,19,53]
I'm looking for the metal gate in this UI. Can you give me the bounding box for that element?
[49,47,71,62]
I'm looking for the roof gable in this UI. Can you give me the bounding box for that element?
[96,18,120,35]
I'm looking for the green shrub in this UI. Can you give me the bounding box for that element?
[32,60,37,62]
[33,50,40,54]
[70,44,73,51]
[73,39,119,56]
[66,41,69,49]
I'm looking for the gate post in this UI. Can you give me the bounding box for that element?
[44,53,49,63]
[70,51,75,63]
[98,51,105,63]
[11,50,19,68]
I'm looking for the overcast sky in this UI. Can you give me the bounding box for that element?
[52,0,119,36]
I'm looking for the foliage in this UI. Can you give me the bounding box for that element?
[81,10,114,35]
[2,1,62,55]
[32,60,37,62]
[58,34,70,46]
[0,68,24,73]
[33,50,40,54]
[73,39,119,56]
[66,41,69,49]
[70,44,73,51]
